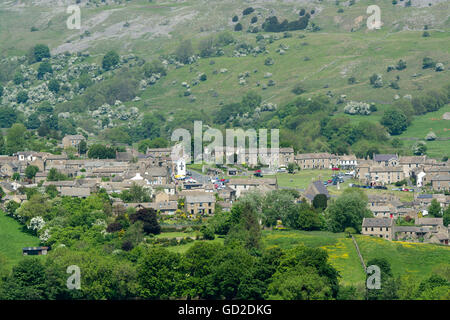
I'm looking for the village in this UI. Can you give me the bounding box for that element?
[0,134,448,250]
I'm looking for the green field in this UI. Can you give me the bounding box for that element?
[398,104,450,159]
[268,170,334,189]
[0,211,40,269]
[263,230,450,286]
[355,235,450,281]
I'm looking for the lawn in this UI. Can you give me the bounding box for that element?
[263,230,366,286]
[262,230,450,286]
[0,211,41,269]
[355,234,450,282]
[267,170,334,190]
[165,237,225,254]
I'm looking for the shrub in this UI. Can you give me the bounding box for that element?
[48,79,60,93]
[234,23,243,31]
[292,84,306,95]
[32,44,50,62]
[243,7,255,16]
[396,59,407,70]
[435,63,445,72]
[422,57,436,69]
[102,50,120,70]
[232,15,239,22]
[16,91,29,104]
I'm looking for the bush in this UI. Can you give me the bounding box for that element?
[32,44,50,62]
[232,15,239,22]
[396,59,407,70]
[243,7,255,16]
[48,79,60,93]
[234,23,243,31]
[423,57,436,69]
[102,51,120,70]
[37,61,53,79]
[16,91,29,104]
[292,84,306,95]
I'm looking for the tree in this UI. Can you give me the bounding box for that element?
[0,84,3,97]
[423,57,436,69]
[78,71,93,90]
[26,113,41,130]
[130,208,161,235]
[87,144,116,159]
[16,91,29,104]
[6,123,26,154]
[412,141,427,156]
[143,60,166,77]
[78,139,87,155]
[243,7,255,15]
[0,258,47,299]
[226,196,262,250]
[444,206,450,227]
[267,245,339,300]
[48,79,60,93]
[47,168,68,181]
[102,51,120,70]
[0,106,18,128]
[37,61,52,79]
[428,199,442,218]
[396,59,407,70]
[325,190,373,233]
[136,247,182,299]
[32,44,50,62]
[296,203,322,231]
[380,109,409,135]
[175,40,194,64]
[313,194,328,211]
[25,165,39,180]
[234,23,243,31]
[287,162,296,174]
[366,258,398,300]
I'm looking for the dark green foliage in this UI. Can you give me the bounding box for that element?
[380,109,409,135]
[0,107,19,128]
[48,79,60,93]
[326,189,373,233]
[37,61,52,79]
[87,144,117,159]
[47,168,69,181]
[422,57,436,69]
[16,91,29,103]
[313,194,328,211]
[25,165,39,180]
[32,44,51,63]
[102,50,120,70]
[242,7,254,15]
[175,40,194,64]
[130,208,161,235]
[234,23,243,31]
[143,60,167,77]
[26,113,41,130]
[262,15,309,32]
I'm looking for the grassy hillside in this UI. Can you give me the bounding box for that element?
[263,230,450,286]
[0,211,41,269]
[398,104,450,159]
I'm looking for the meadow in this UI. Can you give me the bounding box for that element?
[0,211,40,269]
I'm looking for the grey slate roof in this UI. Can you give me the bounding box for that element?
[373,154,398,162]
[362,218,393,227]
